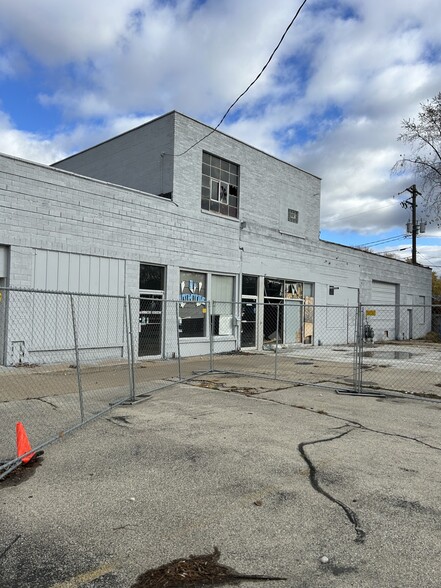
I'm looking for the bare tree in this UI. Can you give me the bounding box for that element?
[393,92,441,217]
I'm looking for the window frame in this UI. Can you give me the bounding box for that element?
[201,151,239,219]
[179,270,236,339]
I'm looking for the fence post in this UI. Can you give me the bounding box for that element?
[127,295,136,401]
[353,303,364,394]
[124,295,135,402]
[176,301,182,380]
[70,294,85,422]
[209,301,214,372]
[275,304,280,379]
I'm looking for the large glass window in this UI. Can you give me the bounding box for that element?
[201,152,239,218]
[212,275,234,336]
[179,271,207,337]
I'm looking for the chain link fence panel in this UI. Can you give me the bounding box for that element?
[1,291,438,478]
[0,288,132,477]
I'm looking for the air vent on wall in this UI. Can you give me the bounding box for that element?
[288,208,299,223]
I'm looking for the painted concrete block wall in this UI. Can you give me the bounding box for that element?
[0,153,241,291]
[0,152,243,362]
[0,110,433,362]
[53,113,175,197]
[173,113,321,243]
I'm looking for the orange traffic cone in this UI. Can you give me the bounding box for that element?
[16,422,35,464]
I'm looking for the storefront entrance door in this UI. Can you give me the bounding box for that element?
[138,294,163,357]
[241,296,257,348]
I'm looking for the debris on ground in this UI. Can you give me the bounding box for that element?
[131,547,286,587]
[0,452,44,485]
[196,380,260,396]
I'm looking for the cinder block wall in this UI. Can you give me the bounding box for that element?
[53,113,175,197]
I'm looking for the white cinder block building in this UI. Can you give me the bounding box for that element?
[0,111,432,364]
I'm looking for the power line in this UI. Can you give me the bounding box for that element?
[356,234,408,248]
[171,0,309,157]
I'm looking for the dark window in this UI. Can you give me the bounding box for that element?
[201,152,239,218]
[264,278,284,298]
[139,264,164,291]
[242,275,258,296]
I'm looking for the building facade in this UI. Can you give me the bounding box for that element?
[0,111,432,365]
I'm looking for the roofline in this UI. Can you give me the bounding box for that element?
[52,110,321,181]
[52,111,176,165]
[320,238,432,270]
[0,150,172,204]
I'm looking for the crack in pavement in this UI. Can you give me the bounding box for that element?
[254,394,441,453]
[198,381,441,545]
[35,397,58,410]
[298,428,366,543]
[0,534,21,560]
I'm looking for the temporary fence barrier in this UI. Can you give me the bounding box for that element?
[0,287,437,477]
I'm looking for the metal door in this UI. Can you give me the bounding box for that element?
[240,296,257,348]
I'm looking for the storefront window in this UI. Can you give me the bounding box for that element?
[179,271,207,337]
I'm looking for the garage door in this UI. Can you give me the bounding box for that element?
[369,281,397,340]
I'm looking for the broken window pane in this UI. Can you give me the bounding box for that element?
[201,152,239,217]
[220,182,228,203]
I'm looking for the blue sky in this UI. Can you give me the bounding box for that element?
[1,0,441,269]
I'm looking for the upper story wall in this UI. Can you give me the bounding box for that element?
[172,113,321,241]
[53,111,321,241]
[53,113,175,197]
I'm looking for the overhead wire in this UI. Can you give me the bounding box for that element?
[356,234,409,248]
[170,0,309,157]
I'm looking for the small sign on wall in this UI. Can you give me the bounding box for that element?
[366,309,376,316]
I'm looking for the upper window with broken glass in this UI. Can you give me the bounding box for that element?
[201,152,239,219]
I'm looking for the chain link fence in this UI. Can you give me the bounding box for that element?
[0,288,438,478]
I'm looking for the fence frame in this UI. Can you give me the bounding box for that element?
[1,288,435,478]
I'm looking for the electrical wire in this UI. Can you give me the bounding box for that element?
[356,234,408,248]
[171,0,309,157]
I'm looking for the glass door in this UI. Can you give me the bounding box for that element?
[241,296,257,348]
[138,294,163,357]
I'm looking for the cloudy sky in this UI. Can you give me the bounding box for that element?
[1,0,440,268]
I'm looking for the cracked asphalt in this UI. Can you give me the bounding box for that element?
[1,374,441,588]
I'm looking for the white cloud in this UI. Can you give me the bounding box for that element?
[0,110,155,164]
[0,0,440,244]
[0,0,146,65]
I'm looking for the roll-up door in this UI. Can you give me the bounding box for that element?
[369,281,397,340]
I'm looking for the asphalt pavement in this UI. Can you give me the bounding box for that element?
[1,374,440,587]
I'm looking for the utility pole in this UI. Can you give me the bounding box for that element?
[400,184,424,265]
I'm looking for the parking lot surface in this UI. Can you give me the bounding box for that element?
[1,374,441,587]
